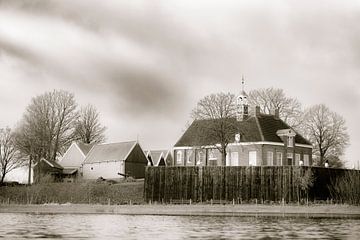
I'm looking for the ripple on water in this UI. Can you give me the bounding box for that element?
[0,213,359,239]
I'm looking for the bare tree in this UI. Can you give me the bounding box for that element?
[15,90,78,163]
[0,127,24,184]
[191,92,238,165]
[300,104,349,167]
[74,104,106,144]
[248,88,302,127]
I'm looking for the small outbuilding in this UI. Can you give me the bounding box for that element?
[145,150,173,166]
[82,141,148,179]
[33,158,63,183]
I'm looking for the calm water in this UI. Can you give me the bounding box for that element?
[0,213,359,239]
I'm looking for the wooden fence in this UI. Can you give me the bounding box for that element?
[144,166,359,203]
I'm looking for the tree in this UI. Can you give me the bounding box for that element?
[300,104,349,167]
[74,104,106,144]
[248,88,303,127]
[191,92,238,165]
[0,127,24,184]
[15,90,78,163]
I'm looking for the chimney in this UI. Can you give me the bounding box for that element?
[274,108,280,119]
[254,106,260,117]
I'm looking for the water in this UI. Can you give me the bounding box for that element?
[0,213,359,239]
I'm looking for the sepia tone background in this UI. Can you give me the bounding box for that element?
[0,0,359,167]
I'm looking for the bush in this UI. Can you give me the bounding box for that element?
[329,170,360,205]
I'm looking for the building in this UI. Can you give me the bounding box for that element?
[173,89,312,167]
[145,150,173,166]
[58,142,94,180]
[82,141,148,179]
[33,158,64,183]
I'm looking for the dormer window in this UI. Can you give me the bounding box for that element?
[288,136,294,147]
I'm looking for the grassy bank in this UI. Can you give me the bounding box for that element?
[0,180,144,205]
[1,204,359,218]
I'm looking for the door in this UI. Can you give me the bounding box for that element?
[249,151,257,166]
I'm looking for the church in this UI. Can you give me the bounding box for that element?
[173,86,313,167]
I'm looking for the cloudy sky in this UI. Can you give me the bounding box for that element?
[0,0,359,167]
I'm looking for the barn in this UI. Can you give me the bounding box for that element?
[82,141,148,179]
[59,142,94,180]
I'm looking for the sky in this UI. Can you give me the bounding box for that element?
[0,0,359,168]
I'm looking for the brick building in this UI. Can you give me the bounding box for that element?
[173,90,312,167]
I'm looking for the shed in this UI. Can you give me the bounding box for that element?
[82,141,148,179]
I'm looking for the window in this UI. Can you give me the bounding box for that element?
[197,150,205,165]
[276,152,283,166]
[208,149,218,160]
[231,152,239,166]
[186,150,193,165]
[176,151,183,165]
[267,151,274,166]
[303,154,309,166]
[249,151,257,166]
[295,154,301,166]
[208,149,218,166]
[287,152,293,165]
[288,136,294,147]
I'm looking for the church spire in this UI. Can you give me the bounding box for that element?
[236,75,249,121]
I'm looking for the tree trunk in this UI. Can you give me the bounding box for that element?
[221,150,227,166]
[28,156,32,185]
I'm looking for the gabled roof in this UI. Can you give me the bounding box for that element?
[146,150,169,166]
[83,141,137,164]
[36,158,63,169]
[174,114,311,147]
[76,142,95,156]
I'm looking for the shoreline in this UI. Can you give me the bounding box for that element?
[1,204,360,218]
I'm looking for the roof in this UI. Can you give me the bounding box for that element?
[83,141,137,164]
[147,150,168,166]
[174,114,311,147]
[62,168,78,175]
[39,158,64,169]
[76,142,94,156]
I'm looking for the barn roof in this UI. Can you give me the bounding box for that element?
[174,114,310,147]
[76,142,94,156]
[146,150,169,166]
[83,141,137,164]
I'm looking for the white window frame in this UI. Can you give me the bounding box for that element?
[267,151,274,166]
[276,152,283,166]
[231,151,239,166]
[208,149,218,161]
[186,150,193,164]
[249,151,257,166]
[303,154,309,166]
[176,151,183,164]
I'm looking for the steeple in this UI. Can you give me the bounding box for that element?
[236,76,249,121]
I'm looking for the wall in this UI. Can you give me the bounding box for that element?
[82,161,123,180]
[124,144,148,179]
[59,144,85,168]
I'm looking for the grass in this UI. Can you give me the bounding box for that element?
[0,180,144,205]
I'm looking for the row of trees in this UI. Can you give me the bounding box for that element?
[0,90,106,184]
[192,88,349,167]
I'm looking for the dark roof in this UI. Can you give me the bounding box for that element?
[147,150,168,166]
[76,142,94,156]
[40,158,64,169]
[83,141,137,164]
[174,114,311,147]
